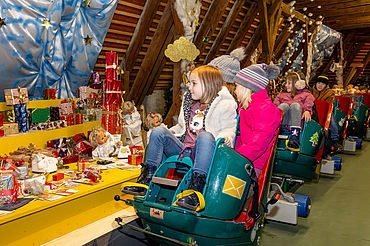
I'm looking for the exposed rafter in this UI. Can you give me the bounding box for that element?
[203,0,246,64]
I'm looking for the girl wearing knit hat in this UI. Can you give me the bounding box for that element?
[123,65,237,212]
[208,47,246,98]
[228,63,282,177]
[273,72,315,151]
[313,75,343,154]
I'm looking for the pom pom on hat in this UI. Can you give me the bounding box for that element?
[234,63,280,92]
[208,47,246,83]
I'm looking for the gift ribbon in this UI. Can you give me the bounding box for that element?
[105,64,116,69]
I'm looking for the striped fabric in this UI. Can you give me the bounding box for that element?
[234,64,269,92]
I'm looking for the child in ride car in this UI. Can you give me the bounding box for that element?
[273,72,315,151]
[313,75,343,153]
[225,63,282,177]
[123,65,237,212]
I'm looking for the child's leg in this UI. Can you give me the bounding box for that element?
[329,114,339,141]
[176,132,215,211]
[278,103,291,125]
[192,132,216,175]
[146,125,184,167]
[290,103,302,127]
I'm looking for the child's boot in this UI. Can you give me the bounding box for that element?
[176,172,207,211]
[122,163,157,196]
[287,126,301,151]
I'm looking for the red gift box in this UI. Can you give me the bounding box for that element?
[128,155,143,165]
[105,51,117,82]
[77,159,89,172]
[0,114,4,137]
[102,104,122,134]
[62,155,79,164]
[75,113,83,125]
[73,133,93,156]
[60,115,75,126]
[52,173,64,181]
[43,89,57,100]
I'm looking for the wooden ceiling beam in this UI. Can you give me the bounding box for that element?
[193,0,229,51]
[203,0,246,64]
[128,3,173,104]
[122,0,161,72]
[227,2,258,53]
[281,2,314,23]
[350,49,370,84]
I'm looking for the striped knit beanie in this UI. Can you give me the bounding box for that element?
[208,47,246,83]
[234,63,280,92]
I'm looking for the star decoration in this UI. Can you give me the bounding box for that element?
[82,0,91,8]
[0,17,6,29]
[84,35,92,45]
[42,19,52,30]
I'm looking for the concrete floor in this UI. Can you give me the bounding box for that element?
[261,141,370,246]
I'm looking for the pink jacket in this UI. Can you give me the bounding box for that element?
[273,89,315,115]
[235,89,282,170]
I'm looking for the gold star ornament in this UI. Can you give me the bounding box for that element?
[42,19,52,30]
[84,35,92,45]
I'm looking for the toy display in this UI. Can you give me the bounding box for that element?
[89,127,121,158]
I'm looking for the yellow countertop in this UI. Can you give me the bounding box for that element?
[0,163,140,246]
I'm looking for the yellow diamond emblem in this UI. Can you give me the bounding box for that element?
[222,175,246,199]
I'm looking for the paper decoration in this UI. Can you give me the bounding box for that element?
[164,37,200,62]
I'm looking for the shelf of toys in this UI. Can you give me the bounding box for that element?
[0,98,101,156]
[0,163,140,246]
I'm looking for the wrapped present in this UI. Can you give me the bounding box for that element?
[128,155,143,166]
[129,145,143,155]
[43,89,57,100]
[58,100,74,116]
[2,110,15,123]
[52,173,64,181]
[30,120,67,131]
[30,108,50,123]
[0,114,3,137]
[4,123,19,136]
[75,113,83,125]
[47,137,70,157]
[62,155,79,164]
[4,87,29,105]
[105,51,117,82]
[50,107,60,121]
[77,159,90,172]
[102,104,122,134]
[78,86,99,100]
[60,115,74,126]
[14,104,28,133]
[0,170,19,204]
[72,133,93,156]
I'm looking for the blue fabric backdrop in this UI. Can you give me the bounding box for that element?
[0,0,117,101]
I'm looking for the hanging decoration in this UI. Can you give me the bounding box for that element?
[84,35,92,45]
[165,37,200,63]
[0,0,118,101]
[0,17,6,29]
[278,24,340,80]
[174,0,201,42]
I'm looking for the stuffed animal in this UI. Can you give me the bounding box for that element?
[145,112,166,139]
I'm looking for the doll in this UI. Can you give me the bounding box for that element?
[89,127,120,158]
[122,101,142,144]
[145,112,166,139]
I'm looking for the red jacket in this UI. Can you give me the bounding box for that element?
[235,89,281,170]
[273,89,315,115]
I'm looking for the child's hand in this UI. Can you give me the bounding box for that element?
[224,137,233,147]
[302,111,311,122]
